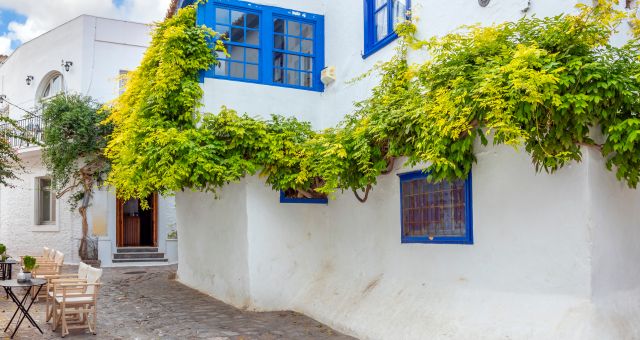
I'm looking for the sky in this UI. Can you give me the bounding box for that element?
[0,0,172,56]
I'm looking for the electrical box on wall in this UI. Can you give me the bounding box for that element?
[321,66,336,86]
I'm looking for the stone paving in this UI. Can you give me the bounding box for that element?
[0,265,354,339]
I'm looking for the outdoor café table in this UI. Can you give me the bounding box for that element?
[0,278,46,338]
[0,259,18,280]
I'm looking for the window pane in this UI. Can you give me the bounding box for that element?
[287,37,301,52]
[301,39,313,54]
[287,54,300,69]
[301,56,313,72]
[230,62,244,78]
[231,11,245,26]
[246,13,259,29]
[216,59,228,76]
[301,23,314,39]
[301,72,312,88]
[216,8,230,24]
[273,68,284,83]
[392,0,407,28]
[246,29,260,45]
[41,190,51,221]
[273,52,284,68]
[229,46,244,61]
[230,27,244,43]
[400,176,467,238]
[274,35,285,49]
[287,21,300,36]
[216,25,230,39]
[274,18,285,33]
[375,7,388,42]
[246,48,259,63]
[375,0,387,9]
[246,64,259,80]
[287,70,299,86]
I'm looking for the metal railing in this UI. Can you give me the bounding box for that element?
[1,115,44,149]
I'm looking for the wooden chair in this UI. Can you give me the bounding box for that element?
[22,247,55,264]
[51,266,102,337]
[45,262,90,323]
[32,251,65,300]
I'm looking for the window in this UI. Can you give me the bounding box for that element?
[279,190,328,204]
[200,0,324,91]
[398,170,473,244]
[36,177,56,225]
[363,0,410,58]
[213,8,260,81]
[40,73,63,100]
[273,17,315,88]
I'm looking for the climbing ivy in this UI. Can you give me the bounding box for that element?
[105,1,640,204]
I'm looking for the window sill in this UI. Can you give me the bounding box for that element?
[401,236,474,245]
[30,224,59,232]
[362,33,399,59]
[201,72,325,92]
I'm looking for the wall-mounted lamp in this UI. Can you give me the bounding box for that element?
[479,0,490,7]
[0,95,6,104]
[61,60,73,72]
[25,75,34,86]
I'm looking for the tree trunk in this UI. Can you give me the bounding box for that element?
[77,169,94,261]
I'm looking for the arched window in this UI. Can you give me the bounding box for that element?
[38,72,64,101]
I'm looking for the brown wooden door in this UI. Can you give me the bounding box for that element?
[116,194,158,247]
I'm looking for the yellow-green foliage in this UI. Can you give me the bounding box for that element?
[106,1,640,204]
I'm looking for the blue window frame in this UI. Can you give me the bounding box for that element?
[279,190,328,205]
[398,170,473,244]
[363,0,410,58]
[197,0,325,91]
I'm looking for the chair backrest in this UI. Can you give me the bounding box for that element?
[77,262,90,280]
[54,251,64,266]
[43,247,50,258]
[48,249,56,261]
[85,267,102,295]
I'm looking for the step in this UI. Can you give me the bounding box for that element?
[113,252,165,259]
[117,247,158,253]
[112,258,169,263]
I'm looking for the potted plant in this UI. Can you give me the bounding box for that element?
[19,256,36,282]
[0,243,7,261]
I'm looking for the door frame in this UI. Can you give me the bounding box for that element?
[116,193,158,247]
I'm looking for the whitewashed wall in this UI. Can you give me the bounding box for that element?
[0,151,83,263]
[179,0,640,339]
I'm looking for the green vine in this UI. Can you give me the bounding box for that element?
[105,1,640,204]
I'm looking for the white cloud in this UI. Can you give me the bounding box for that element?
[0,0,171,55]
[0,36,10,55]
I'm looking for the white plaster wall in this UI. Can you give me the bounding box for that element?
[586,148,640,339]
[0,151,82,263]
[201,143,596,339]
[176,186,251,308]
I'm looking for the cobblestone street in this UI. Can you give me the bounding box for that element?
[0,265,353,339]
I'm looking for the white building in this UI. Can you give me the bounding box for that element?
[172,0,640,339]
[0,15,178,266]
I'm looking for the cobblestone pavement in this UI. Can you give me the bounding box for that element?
[0,265,354,339]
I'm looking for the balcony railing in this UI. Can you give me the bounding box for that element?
[1,115,44,149]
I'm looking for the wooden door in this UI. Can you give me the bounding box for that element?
[116,194,158,247]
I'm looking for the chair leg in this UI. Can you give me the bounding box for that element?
[92,303,97,335]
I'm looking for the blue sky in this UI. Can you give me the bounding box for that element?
[0,9,25,50]
[0,0,169,55]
